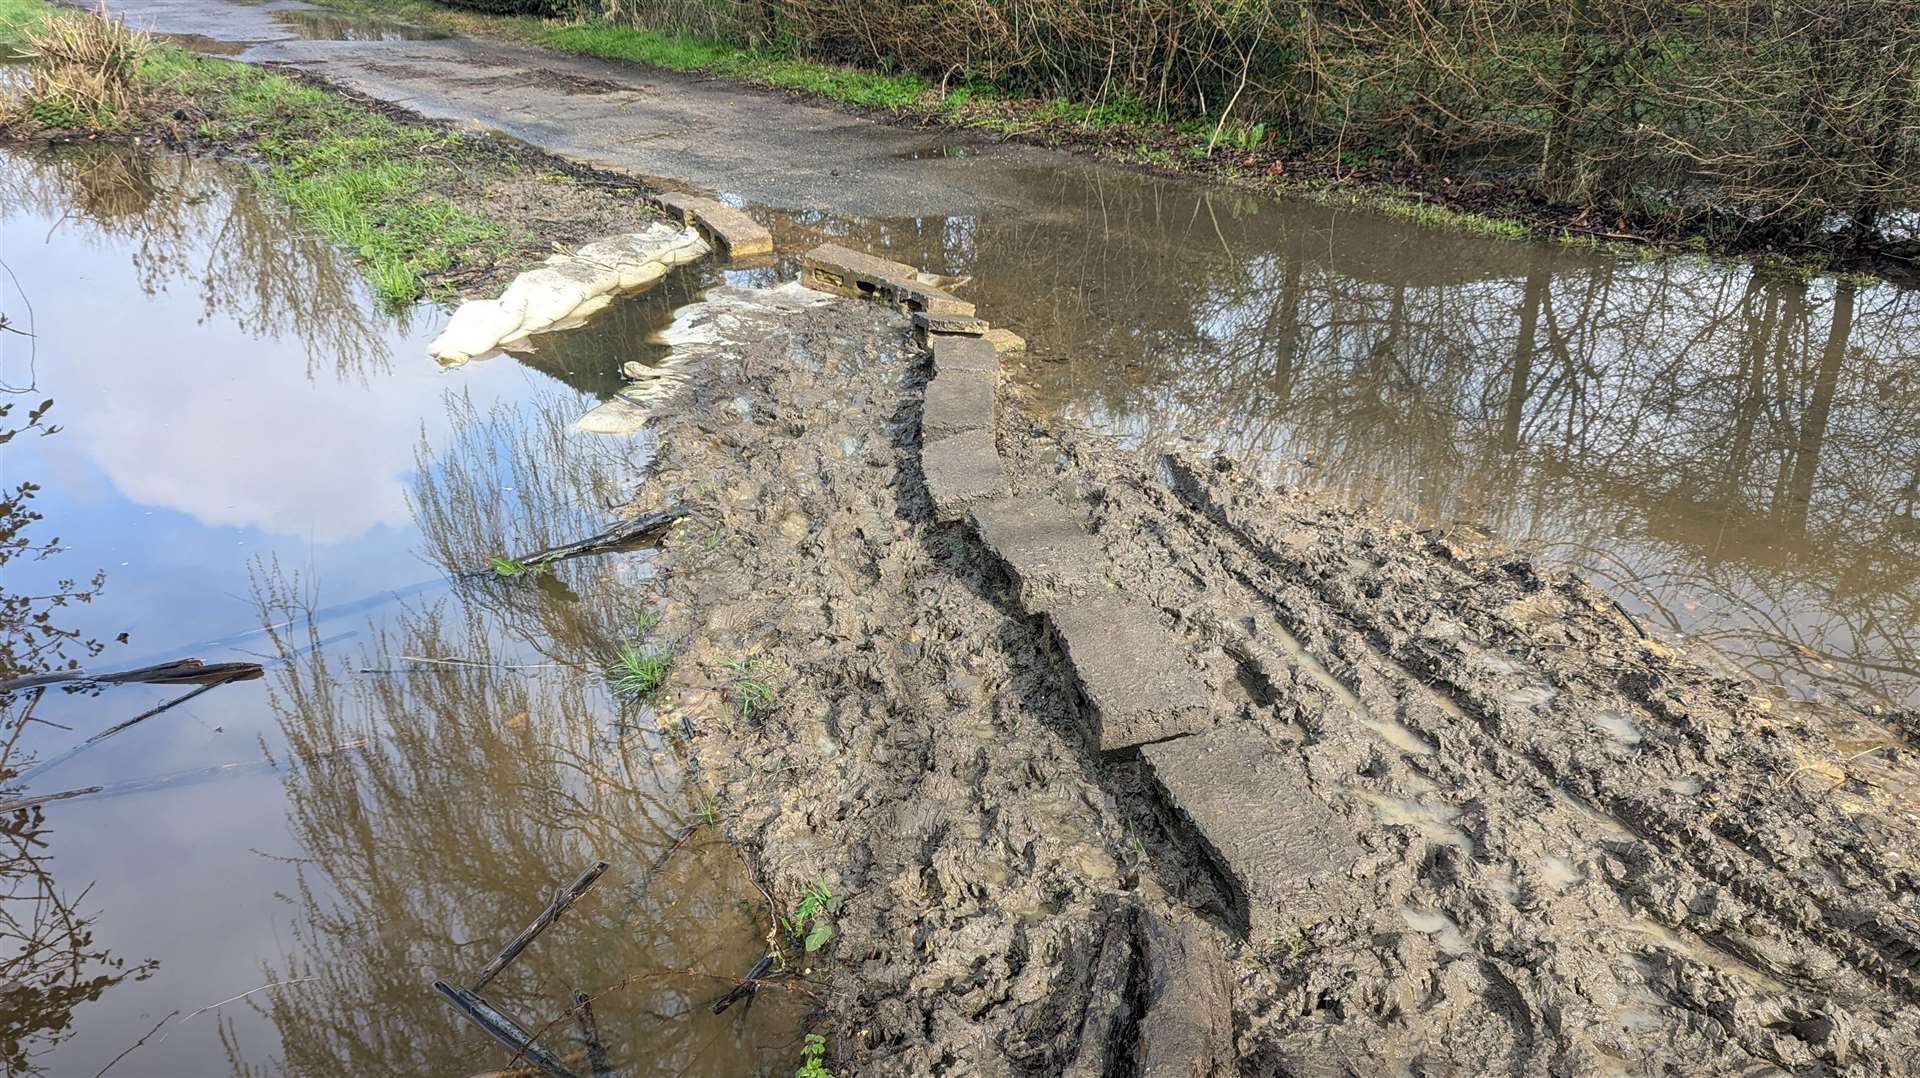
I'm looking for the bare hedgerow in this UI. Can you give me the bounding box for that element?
[588,0,1919,249]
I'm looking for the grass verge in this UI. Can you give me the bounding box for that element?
[0,0,48,48]
[145,50,507,305]
[0,0,666,306]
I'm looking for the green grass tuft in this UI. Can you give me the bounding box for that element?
[611,642,672,701]
[721,656,776,717]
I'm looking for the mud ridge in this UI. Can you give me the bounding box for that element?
[626,251,1920,1074]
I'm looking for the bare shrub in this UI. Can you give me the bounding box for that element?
[582,0,1920,248]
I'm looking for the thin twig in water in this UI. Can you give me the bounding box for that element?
[0,786,105,813]
[156,979,316,1043]
[19,678,233,783]
[397,655,570,670]
[0,256,36,394]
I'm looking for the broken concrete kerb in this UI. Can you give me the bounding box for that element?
[801,243,974,317]
[429,222,709,364]
[645,192,774,258]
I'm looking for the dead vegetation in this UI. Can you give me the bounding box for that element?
[590,0,1919,251]
[9,2,151,129]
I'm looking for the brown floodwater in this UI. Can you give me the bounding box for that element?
[0,147,800,1076]
[750,158,1920,711]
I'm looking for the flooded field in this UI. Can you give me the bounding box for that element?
[760,162,1920,710]
[0,147,799,1075]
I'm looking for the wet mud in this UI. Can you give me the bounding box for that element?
[627,280,1920,1074]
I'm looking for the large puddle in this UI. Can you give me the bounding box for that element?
[5,103,1918,1070]
[758,161,1920,709]
[0,148,800,1075]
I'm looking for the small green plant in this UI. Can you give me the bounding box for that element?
[487,555,547,578]
[796,1032,831,1078]
[611,642,672,701]
[694,795,719,826]
[633,609,662,636]
[1224,121,1266,152]
[783,879,841,953]
[723,657,776,717]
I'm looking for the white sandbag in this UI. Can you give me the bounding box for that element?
[428,223,710,364]
[429,296,529,365]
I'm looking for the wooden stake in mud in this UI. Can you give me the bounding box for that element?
[431,860,610,1078]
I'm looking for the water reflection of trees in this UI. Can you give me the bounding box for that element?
[0,403,154,1074]
[768,167,1920,704]
[0,147,400,382]
[233,395,791,1076]
[409,390,659,656]
[508,266,715,400]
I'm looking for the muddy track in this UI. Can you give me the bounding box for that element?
[629,276,1920,1075]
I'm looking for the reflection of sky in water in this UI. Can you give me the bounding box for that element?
[0,152,474,1075]
[5,237,547,656]
[0,150,761,1076]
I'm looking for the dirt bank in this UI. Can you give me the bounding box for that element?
[620,273,1920,1074]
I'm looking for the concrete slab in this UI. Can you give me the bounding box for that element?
[891,281,974,317]
[800,244,971,314]
[984,327,1028,354]
[1142,727,1362,939]
[968,497,1105,610]
[801,243,910,296]
[1048,597,1212,751]
[923,369,997,437]
[1139,910,1234,1077]
[932,335,1001,375]
[913,310,990,338]
[921,431,1007,522]
[646,193,774,258]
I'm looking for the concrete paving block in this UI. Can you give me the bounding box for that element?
[644,190,704,225]
[800,242,919,298]
[1138,910,1233,1077]
[1048,597,1212,751]
[932,335,1000,374]
[1142,726,1362,939]
[967,496,1105,610]
[921,430,1006,522]
[689,203,773,258]
[646,192,774,257]
[984,327,1027,354]
[890,281,974,317]
[799,244,969,314]
[913,310,990,337]
[923,369,996,437]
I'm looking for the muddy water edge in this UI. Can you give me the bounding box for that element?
[754,159,1920,718]
[0,146,804,1074]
